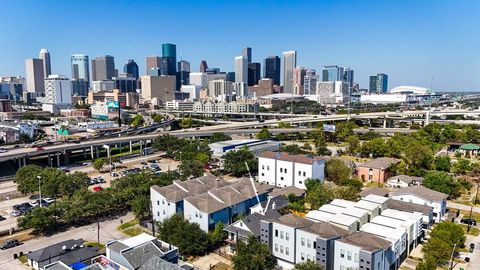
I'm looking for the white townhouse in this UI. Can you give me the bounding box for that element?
[389,186,447,223]
[258,151,325,189]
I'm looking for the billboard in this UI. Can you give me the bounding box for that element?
[106,100,119,108]
[323,124,336,133]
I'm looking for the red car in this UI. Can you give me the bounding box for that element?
[93,186,103,192]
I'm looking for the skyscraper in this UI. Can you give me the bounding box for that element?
[177,60,191,73]
[248,62,261,86]
[177,60,191,89]
[235,56,248,83]
[282,51,297,93]
[264,56,280,86]
[71,54,90,81]
[39,48,51,78]
[25,58,45,92]
[242,47,252,63]
[199,60,208,73]
[158,57,175,76]
[343,68,354,87]
[162,43,177,73]
[146,56,161,74]
[369,73,389,93]
[322,65,344,82]
[304,70,319,95]
[91,55,115,81]
[123,59,139,79]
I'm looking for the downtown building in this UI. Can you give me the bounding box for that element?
[41,75,72,114]
[283,51,297,93]
[369,73,389,93]
[71,54,90,96]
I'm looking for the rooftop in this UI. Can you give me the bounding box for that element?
[385,198,433,215]
[259,151,324,165]
[339,231,392,252]
[390,186,448,202]
[460,143,480,150]
[387,175,424,184]
[358,157,401,170]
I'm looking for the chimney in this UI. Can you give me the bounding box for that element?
[272,202,276,210]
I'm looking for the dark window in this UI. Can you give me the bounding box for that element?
[313,241,317,248]
[275,230,278,237]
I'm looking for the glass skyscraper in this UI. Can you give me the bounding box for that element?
[264,56,280,86]
[71,54,90,82]
[322,65,344,82]
[123,59,139,79]
[369,73,389,93]
[283,51,297,93]
[162,43,177,73]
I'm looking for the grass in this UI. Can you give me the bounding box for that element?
[365,182,385,188]
[17,255,28,264]
[460,210,480,223]
[85,241,105,249]
[117,219,138,231]
[460,224,480,236]
[123,226,144,237]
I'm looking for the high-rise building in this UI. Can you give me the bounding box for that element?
[282,51,297,93]
[264,56,280,86]
[248,62,261,86]
[369,73,389,93]
[159,57,176,76]
[178,60,191,73]
[199,60,208,73]
[249,78,274,97]
[189,72,208,89]
[343,68,354,88]
[39,48,51,78]
[25,58,45,92]
[71,54,90,82]
[322,65,344,82]
[235,56,248,83]
[304,70,319,95]
[233,82,248,98]
[177,60,191,89]
[293,67,307,95]
[208,79,234,102]
[91,55,115,81]
[113,75,137,93]
[44,75,71,105]
[146,56,161,74]
[123,59,139,79]
[140,75,176,104]
[242,47,252,63]
[162,43,177,73]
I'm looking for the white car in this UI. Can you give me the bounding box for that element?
[29,201,39,207]
[10,211,21,217]
[43,198,55,204]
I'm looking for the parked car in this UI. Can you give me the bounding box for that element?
[0,216,5,221]
[58,167,70,172]
[0,148,7,153]
[0,239,19,250]
[110,172,118,177]
[93,186,103,192]
[10,211,21,217]
[29,194,40,200]
[461,218,477,226]
[148,160,158,164]
[140,161,148,165]
[29,201,39,208]
[43,198,55,204]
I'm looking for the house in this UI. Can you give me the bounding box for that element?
[356,157,401,183]
[389,186,447,223]
[360,223,407,268]
[27,239,99,270]
[458,143,480,157]
[258,151,325,189]
[386,175,423,188]
[359,187,390,198]
[260,214,349,270]
[334,231,393,270]
[103,233,179,270]
[183,179,274,231]
[385,198,434,229]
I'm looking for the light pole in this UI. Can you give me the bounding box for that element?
[37,176,42,208]
[7,196,11,235]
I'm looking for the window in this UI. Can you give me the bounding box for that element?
[301,237,305,246]
[285,168,287,173]
[162,199,165,204]
[267,165,270,170]
[340,249,345,258]
[275,244,278,252]
[262,165,265,170]
[280,168,283,173]
[280,245,284,253]
[157,211,160,216]
[301,252,305,260]
[313,241,317,248]
[307,254,311,261]
[195,212,198,218]
[303,172,306,177]
[261,173,264,176]
[162,210,166,215]
[347,251,352,260]
[157,201,160,205]
[280,177,284,181]
[167,203,170,206]
[298,171,302,176]
[275,230,278,237]
[307,239,311,248]
[286,232,289,241]
[285,247,289,255]
[280,231,284,239]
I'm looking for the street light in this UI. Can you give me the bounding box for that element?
[6,196,11,235]
[37,176,42,208]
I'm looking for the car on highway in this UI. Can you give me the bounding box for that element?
[0,239,19,250]
[460,218,477,226]
[0,148,7,153]
[35,146,45,151]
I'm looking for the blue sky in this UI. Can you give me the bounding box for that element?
[0,0,479,91]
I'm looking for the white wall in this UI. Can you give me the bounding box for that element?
[295,230,318,264]
[334,241,361,270]
[390,194,445,222]
[271,223,296,263]
[276,160,294,187]
[258,157,276,186]
[150,187,177,222]
[183,200,209,232]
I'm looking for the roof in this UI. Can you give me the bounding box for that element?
[460,143,480,150]
[138,255,182,270]
[27,239,85,262]
[269,186,306,198]
[359,187,389,198]
[362,194,389,204]
[389,86,431,95]
[338,231,392,252]
[305,210,336,222]
[274,214,314,228]
[119,233,156,248]
[302,221,350,239]
[259,151,324,165]
[354,200,380,212]
[390,186,448,202]
[224,207,282,238]
[122,242,166,269]
[36,247,99,269]
[387,175,424,184]
[108,241,129,253]
[385,198,433,215]
[358,157,401,170]
[360,223,405,242]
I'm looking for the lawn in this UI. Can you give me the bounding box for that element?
[460,210,480,223]
[460,224,480,236]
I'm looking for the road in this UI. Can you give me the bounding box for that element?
[447,202,480,213]
[0,212,133,270]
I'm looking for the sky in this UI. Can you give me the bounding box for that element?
[0,0,479,91]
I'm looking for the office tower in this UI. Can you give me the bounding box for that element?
[0,99,12,112]
[199,60,208,73]
[176,60,191,89]
[264,56,281,86]
[71,80,89,96]
[140,75,175,104]
[113,75,137,93]
[248,62,261,86]
[44,75,72,105]
[242,47,252,63]
[235,56,248,83]
[369,73,389,93]
[322,65,344,82]
[208,79,234,102]
[233,82,248,98]
[206,68,220,74]
[304,70,319,95]
[177,60,191,73]
[293,67,307,87]
[343,68,354,87]
[249,78,274,97]
[282,51,297,93]
[91,55,115,81]
[39,48,51,78]
[180,85,201,100]
[25,58,45,92]
[162,43,177,73]
[123,59,139,79]
[189,72,208,89]
[71,54,90,82]
[146,56,161,74]
[226,72,235,82]
[157,57,175,76]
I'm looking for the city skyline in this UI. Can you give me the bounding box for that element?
[0,0,479,91]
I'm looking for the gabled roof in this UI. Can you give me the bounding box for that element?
[387,175,424,184]
[303,221,350,239]
[385,198,433,215]
[259,151,324,165]
[390,186,448,202]
[122,242,166,269]
[27,239,85,262]
[269,186,306,198]
[138,256,183,270]
[224,208,282,238]
[359,187,389,198]
[358,157,401,170]
[274,214,314,228]
[338,231,392,252]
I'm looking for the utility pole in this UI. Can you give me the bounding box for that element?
[449,242,457,270]
[37,176,42,207]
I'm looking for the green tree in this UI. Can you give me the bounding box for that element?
[278,122,292,128]
[178,159,205,179]
[232,235,276,270]
[335,186,359,201]
[209,222,227,248]
[256,128,271,139]
[92,158,107,171]
[325,159,351,184]
[157,214,210,256]
[335,121,356,142]
[15,165,46,194]
[181,117,193,129]
[18,207,56,234]
[423,171,461,199]
[152,113,163,123]
[130,196,150,219]
[280,144,307,155]
[415,255,437,270]
[210,132,232,143]
[360,137,388,158]
[294,260,324,270]
[453,158,471,174]
[304,181,335,209]
[131,114,145,127]
[360,130,380,141]
[346,135,360,154]
[434,156,451,172]
[223,147,257,177]
[421,238,452,266]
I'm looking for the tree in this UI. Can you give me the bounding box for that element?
[453,158,471,174]
[360,138,388,158]
[130,196,150,219]
[335,121,356,142]
[256,128,271,139]
[434,156,451,172]
[294,260,324,270]
[415,255,436,270]
[209,222,227,248]
[157,214,210,256]
[181,117,193,129]
[210,132,232,143]
[178,159,205,179]
[423,171,461,198]
[131,114,145,127]
[232,235,276,270]
[280,144,307,155]
[325,159,351,184]
[92,158,107,171]
[421,238,452,266]
[18,207,56,234]
[346,135,360,154]
[15,165,45,194]
[152,113,163,123]
[223,147,257,177]
[304,181,335,209]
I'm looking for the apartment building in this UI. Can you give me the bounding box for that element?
[356,157,401,183]
[258,151,325,189]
